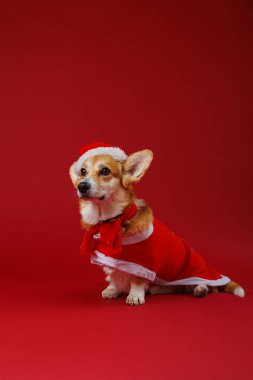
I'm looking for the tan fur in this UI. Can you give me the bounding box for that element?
[88,155,122,179]
[122,149,153,188]
[69,163,79,187]
[123,203,153,237]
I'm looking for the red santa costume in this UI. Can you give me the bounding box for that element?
[76,142,230,287]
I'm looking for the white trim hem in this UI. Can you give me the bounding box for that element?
[90,251,231,286]
[91,251,156,281]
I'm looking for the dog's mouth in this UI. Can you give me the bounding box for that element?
[80,194,105,201]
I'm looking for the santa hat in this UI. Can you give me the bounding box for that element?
[74,142,128,173]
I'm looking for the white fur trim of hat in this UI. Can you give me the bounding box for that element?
[74,142,128,174]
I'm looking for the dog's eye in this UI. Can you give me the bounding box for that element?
[80,168,86,176]
[99,167,111,176]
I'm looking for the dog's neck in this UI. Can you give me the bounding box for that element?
[80,189,134,226]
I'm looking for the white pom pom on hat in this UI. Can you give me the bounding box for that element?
[74,141,128,173]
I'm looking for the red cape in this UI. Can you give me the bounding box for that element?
[90,218,230,286]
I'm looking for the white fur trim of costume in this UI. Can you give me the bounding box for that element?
[75,147,128,173]
[90,251,231,287]
[93,223,154,245]
[91,251,157,282]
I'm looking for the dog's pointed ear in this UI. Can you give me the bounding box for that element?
[122,149,153,188]
[69,162,79,186]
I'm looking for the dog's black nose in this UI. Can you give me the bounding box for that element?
[78,182,91,193]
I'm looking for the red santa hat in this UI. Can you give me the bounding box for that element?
[74,142,128,173]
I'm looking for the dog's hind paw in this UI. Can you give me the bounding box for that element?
[193,284,209,297]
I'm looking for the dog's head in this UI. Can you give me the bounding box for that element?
[69,148,153,204]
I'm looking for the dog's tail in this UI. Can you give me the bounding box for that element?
[223,281,245,298]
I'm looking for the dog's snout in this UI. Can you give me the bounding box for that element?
[78,181,91,193]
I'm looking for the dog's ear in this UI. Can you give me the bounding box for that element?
[122,149,153,188]
[69,162,79,186]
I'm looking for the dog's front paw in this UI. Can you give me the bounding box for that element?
[102,287,119,299]
[126,293,145,305]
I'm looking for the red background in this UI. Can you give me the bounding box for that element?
[0,1,252,379]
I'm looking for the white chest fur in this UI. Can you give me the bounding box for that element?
[80,202,100,225]
[80,198,126,225]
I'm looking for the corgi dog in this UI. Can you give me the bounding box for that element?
[69,142,245,305]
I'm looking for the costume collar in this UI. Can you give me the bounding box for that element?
[80,203,138,256]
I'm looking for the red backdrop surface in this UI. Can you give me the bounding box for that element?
[0,1,252,380]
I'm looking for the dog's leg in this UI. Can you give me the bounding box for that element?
[102,267,121,299]
[103,266,114,283]
[102,269,129,299]
[126,277,149,305]
[102,281,121,299]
